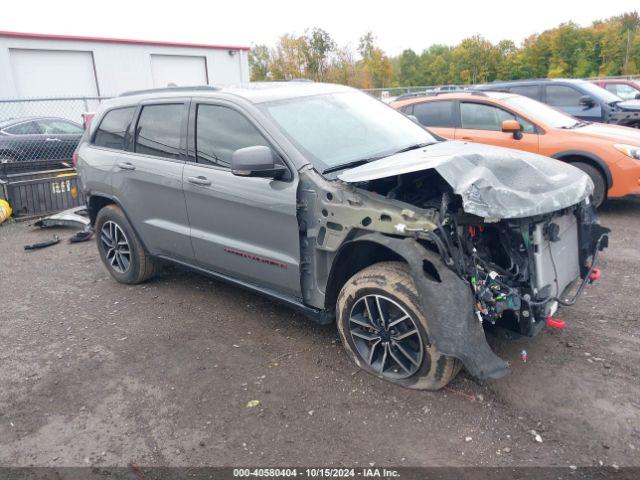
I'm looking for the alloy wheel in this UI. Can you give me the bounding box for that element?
[348,294,424,379]
[100,220,131,274]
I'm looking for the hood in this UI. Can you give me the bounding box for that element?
[338,141,593,220]
[571,122,640,144]
[616,99,640,111]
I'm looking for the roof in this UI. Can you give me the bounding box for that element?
[480,78,589,87]
[105,82,354,107]
[390,90,513,108]
[0,30,250,51]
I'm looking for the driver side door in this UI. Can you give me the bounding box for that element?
[454,101,539,153]
[182,101,301,298]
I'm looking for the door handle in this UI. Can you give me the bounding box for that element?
[116,162,136,171]
[461,137,473,141]
[187,175,212,186]
[45,138,62,142]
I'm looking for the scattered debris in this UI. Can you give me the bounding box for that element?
[465,436,473,442]
[246,400,260,408]
[521,350,528,363]
[69,228,94,243]
[24,235,60,250]
[443,386,477,402]
[308,410,315,416]
[33,206,90,230]
[503,447,511,453]
[530,430,543,443]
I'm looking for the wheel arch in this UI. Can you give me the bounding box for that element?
[324,238,406,311]
[551,150,613,190]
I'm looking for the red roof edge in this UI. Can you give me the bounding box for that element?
[0,30,250,51]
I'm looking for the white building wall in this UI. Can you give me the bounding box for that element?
[0,34,250,98]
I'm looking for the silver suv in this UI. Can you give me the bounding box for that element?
[76,83,609,390]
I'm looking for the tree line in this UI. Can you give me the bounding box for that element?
[249,11,640,88]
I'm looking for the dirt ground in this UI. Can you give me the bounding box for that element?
[0,198,638,468]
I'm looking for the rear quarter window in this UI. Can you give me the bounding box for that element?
[93,107,136,150]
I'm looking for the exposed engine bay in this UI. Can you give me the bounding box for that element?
[296,142,609,378]
[358,169,609,337]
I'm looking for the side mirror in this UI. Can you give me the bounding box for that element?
[579,95,595,108]
[635,93,640,100]
[501,119,523,140]
[501,119,522,133]
[231,146,287,179]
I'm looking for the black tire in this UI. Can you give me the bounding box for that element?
[95,204,157,284]
[336,261,461,390]
[572,162,606,207]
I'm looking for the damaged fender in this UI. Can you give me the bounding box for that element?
[348,232,511,380]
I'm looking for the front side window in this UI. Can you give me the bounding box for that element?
[260,91,437,171]
[39,119,83,135]
[134,104,183,159]
[196,105,269,168]
[412,101,455,127]
[93,107,136,150]
[545,85,582,107]
[4,121,42,135]
[461,102,535,133]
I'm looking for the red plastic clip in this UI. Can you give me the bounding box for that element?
[546,316,565,330]
[589,268,601,282]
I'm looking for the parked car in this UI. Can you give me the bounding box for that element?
[76,83,608,390]
[475,79,640,128]
[391,90,640,206]
[0,116,84,163]
[592,78,640,101]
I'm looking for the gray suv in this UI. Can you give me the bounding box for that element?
[76,83,609,390]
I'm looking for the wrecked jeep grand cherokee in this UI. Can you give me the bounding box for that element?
[76,83,609,390]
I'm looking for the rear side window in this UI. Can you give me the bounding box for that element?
[134,104,183,159]
[195,104,270,168]
[93,107,136,150]
[4,121,42,135]
[412,101,455,127]
[545,85,582,107]
[509,85,541,101]
[38,119,83,135]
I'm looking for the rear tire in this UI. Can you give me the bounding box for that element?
[95,204,157,284]
[572,162,606,207]
[336,261,461,390]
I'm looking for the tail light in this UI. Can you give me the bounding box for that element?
[72,152,80,168]
[81,112,95,130]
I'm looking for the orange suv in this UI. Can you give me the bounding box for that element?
[391,91,640,206]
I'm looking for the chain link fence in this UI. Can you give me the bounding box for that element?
[0,96,110,164]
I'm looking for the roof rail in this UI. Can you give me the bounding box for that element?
[119,85,220,97]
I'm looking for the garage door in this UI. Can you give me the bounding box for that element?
[10,49,99,97]
[150,54,208,88]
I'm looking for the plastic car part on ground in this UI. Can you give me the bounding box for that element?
[33,206,90,229]
[24,235,61,250]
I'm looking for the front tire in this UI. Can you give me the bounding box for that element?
[572,162,606,208]
[95,204,157,284]
[336,262,461,390]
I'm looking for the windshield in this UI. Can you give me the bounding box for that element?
[578,81,621,103]
[503,95,581,128]
[260,91,438,171]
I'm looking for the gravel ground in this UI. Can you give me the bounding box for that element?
[0,198,638,467]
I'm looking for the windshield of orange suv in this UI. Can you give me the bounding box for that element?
[260,91,438,172]
[502,95,586,129]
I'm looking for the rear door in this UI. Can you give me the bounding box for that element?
[454,101,539,153]
[109,100,193,262]
[544,84,602,122]
[182,100,301,297]
[406,100,457,138]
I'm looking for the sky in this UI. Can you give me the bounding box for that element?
[0,0,637,56]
